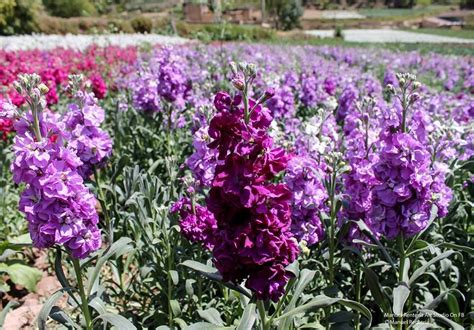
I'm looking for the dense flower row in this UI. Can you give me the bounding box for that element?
[153,45,470,253]
[1,43,471,301]
[0,46,137,107]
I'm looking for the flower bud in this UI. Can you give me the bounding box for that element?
[13,81,22,94]
[261,87,275,102]
[413,81,421,89]
[410,93,420,103]
[231,77,245,91]
[38,83,49,95]
[399,78,406,86]
[229,62,238,75]
[386,84,395,93]
[246,63,257,78]
[20,75,29,86]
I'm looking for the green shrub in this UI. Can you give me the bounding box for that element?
[0,0,40,35]
[176,22,275,41]
[0,0,16,27]
[461,0,474,8]
[268,0,303,30]
[131,16,153,34]
[42,0,96,18]
[416,0,432,5]
[334,25,344,38]
[109,20,134,34]
[277,0,304,30]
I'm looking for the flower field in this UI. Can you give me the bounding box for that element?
[0,43,472,329]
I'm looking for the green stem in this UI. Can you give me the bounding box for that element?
[397,235,405,330]
[28,99,42,142]
[256,300,269,330]
[328,164,338,286]
[355,267,362,330]
[72,259,93,330]
[401,88,408,133]
[267,279,293,325]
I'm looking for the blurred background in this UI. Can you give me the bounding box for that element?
[0,0,472,47]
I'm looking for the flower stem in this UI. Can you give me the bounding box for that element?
[328,164,338,286]
[397,234,405,330]
[72,258,93,330]
[355,267,362,330]
[256,300,269,330]
[401,88,408,133]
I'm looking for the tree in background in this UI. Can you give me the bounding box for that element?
[267,0,304,30]
[461,0,474,8]
[0,0,40,35]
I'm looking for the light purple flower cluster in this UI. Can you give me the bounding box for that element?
[285,156,326,246]
[266,86,295,119]
[11,112,101,259]
[185,125,219,187]
[131,72,161,113]
[4,76,106,259]
[365,131,452,239]
[64,92,113,178]
[130,48,190,115]
[341,77,452,242]
[336,84,359,122]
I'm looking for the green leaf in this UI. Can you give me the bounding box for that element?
[87,237,134,295]
[237,303,256,330]
[49,306,78,329]
[438,242,474,255]
[89,297,108,315]
[392,284,410,316]
[355,220,396,269]
[284,269,315,313]
[0,300,20,327]
[364,268,391,315]
[411,322,440,329]
[54,248,80,307]
[423,289,464,311]
[408,250,459,286]
[416,309,463,330]
[181,260,251,298]
[328,311,354,323]
[402,258,410,283]
[38,289,69,330]
[338,299,372,326]
[111,155,130,182]
[446,293,461,323]
[9,234,32,245]
[0,263,42,292]
[170,299,182,317]
[274,295,340,321]
[94,313,137,330]
[185,279,195,297]
[187,322,232,330]
[169,270,179,286]
[197,308,224,326]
